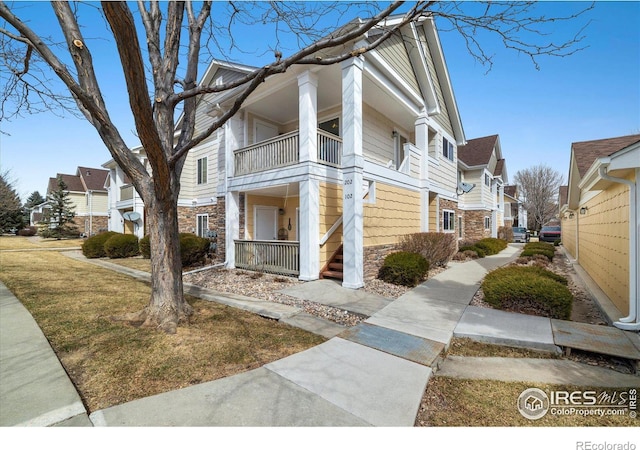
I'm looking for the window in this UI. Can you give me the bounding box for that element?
[484,216,491,229]
[319,117,340,136]
[197,157,208,185]
[442,137,454,161]
[484,173,491,187]
[443,210,455,232]
[197,214,209,238]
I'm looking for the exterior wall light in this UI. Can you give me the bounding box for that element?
[569,212,575,219]
[580,207,588,215]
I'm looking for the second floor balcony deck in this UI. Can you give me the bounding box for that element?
[234,129,342,177]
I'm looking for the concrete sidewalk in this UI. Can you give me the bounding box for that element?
[2,243,638,426]
[0,282,91,426]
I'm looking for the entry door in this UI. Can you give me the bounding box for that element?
[255,206,277,240]
[254,121,279,143]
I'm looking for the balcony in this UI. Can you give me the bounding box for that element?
[120,185,134,201]
[234,240,300,276]
[234,129,342,176]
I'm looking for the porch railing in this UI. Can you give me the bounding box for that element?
[120,185,134,201]
[234,131,299,176]
[317,129,342,167]
[235,240,300,276]
[233,129,343,176]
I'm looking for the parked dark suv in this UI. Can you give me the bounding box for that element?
[512,226,530,243]
[539,226,561,243]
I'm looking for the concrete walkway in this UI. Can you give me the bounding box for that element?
[2,244,638,427]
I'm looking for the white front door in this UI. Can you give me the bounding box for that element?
[254,121,279,144]
[255,206,277,240]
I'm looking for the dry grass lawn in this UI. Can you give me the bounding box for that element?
[104,256,152,273]
[0,248,324,412]
[0,235,84,250]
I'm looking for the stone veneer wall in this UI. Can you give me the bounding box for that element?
[462,209,491,242]
[363,243,400,282]
[80,215,109,236]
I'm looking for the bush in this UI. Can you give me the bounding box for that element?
[104,234,140,258]
[554,239,561,247]
[474,238,508,256]
[82,231,120,258]
[180,233,210,267]
[139,235,150,259]
[521,249,554,261]
[458,245,486,258]
[17,226,37,236]
[524,242,555,252]
[140,233,210,266]
[399,232,457,268]
[482,266,572,319]
[378,251,429,287]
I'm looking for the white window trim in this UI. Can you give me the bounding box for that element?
[443,209,455,233]
[197,157,208,185]
[484,216,491,230]
[196,214,209,237]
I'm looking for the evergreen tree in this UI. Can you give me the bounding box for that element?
[43,176,76,238]
[0,171,24,233]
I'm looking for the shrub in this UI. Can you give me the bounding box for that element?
[524,242,555,252]
[459,245,486,258]
[521,249,554,261]
[378,251,429,287]
[104,234,140,258]
[474,238,508,256]
[82,231,120,258]
[453,249,480,260]
[399,232,457,268]
[17,226,37,236]
[139,233,210,266]
[554,239,561,247]
[180,233,210,267]
[139,235,151,259]
[482,266,572,319]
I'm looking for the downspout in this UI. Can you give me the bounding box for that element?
[598,165,639,331]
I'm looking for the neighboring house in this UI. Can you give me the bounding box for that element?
[104,15,469,288]
[457,134,510,241]
[504,184,527,228]
[103,147,148,238]
[561,133,640,330]
[43,167,110,236]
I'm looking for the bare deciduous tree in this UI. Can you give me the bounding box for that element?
[0,1,592,332]
[514,164,564,232]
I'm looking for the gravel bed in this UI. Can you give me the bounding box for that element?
[184,266,447,327]
[184,269,366,327]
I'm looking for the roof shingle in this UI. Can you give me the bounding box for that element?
[572,134,640,178]
[458,134,499,166]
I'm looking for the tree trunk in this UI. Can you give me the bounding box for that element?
[132,194,193,334]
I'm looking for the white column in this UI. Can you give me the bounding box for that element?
[341,57,364,289]
[225,191,240,268]
[298,71,318,163]
[415,113,430,232]
[299,179,320,280]
[415,113,429,180]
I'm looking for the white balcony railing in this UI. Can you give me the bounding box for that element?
[120,185,134,201]
[235,240,300,276]
[233,129,343,176]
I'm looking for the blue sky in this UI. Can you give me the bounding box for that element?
[1,1,639,202]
